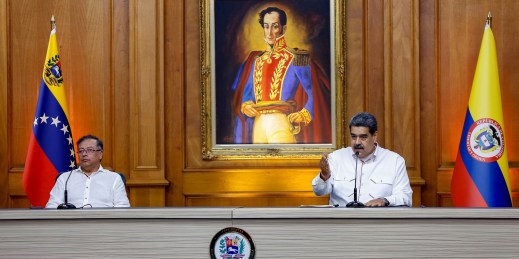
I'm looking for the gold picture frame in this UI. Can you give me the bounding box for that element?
[200,0,346,160]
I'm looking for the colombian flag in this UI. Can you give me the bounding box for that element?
[23,20,76,207]
[451,21,512,207]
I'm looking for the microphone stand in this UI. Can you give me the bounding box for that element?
[57,171,76,209]
[346,151,364,208]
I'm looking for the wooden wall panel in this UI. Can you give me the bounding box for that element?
[0,0,8,208]
[388,0,419,169]
[186,195,329,207]
[345,0,365,117]
[127,0,169,206]
[129,0,163,175]
[164,0,186,206]
[419,0,439,207]
[386,0,424,206]
[112,0,131,178]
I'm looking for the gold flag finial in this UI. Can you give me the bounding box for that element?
[51,15,56,30]
[486,11,492,29]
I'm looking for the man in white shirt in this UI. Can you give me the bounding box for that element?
[46,135,130,208]
[312,112,412,207]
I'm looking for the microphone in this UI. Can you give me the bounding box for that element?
[346,151,364,208]
[57,171,76,209]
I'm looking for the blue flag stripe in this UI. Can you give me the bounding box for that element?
[458,109,512,207]
[33,79,75,173]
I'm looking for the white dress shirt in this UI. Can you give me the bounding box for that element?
[46,166,130,208]
[312,145,412,207]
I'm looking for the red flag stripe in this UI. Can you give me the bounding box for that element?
[22,134,59,207]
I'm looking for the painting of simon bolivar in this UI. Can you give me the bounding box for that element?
[214,0,332,145]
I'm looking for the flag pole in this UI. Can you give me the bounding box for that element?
[487,11,492,28]
[51,15,55,30]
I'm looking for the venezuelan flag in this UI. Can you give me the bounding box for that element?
[451,20,512,207]
[23,19,76,207]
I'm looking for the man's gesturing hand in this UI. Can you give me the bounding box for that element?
[319,153,331,181]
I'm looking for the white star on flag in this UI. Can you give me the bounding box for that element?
[33,117,38,126]
[51,116,61,127]
[40,113,49,124]
[69,160,75,168]
[67,135,73,145]
[70,148,75,157]
[60,124,69,135]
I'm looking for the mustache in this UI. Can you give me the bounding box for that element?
[354,144,363,149]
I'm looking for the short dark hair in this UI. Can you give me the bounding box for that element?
[76,134,104,151]
[258,7,287,27]
[349,112,378,135]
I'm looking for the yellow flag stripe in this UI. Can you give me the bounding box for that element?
[42,28,70,118]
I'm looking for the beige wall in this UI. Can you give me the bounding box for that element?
[1,0,518,208]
